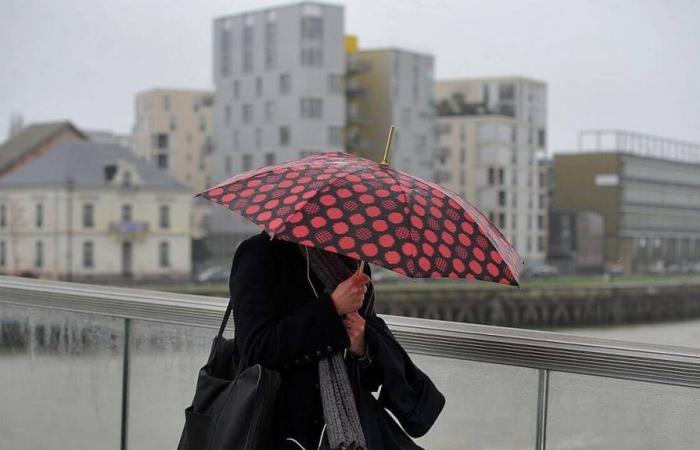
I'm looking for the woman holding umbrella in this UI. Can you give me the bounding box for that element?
[229,231,378,449]
[200,129,522,449]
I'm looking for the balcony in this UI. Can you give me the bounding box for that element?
[1,275,700,449]
[109,220,149,235]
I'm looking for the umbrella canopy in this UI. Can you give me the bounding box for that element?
[195,151,523,286]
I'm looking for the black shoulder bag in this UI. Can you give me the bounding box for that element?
[177,301,280,450]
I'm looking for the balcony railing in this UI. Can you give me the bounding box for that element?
[108,220,149,235]
[1,275,699,449]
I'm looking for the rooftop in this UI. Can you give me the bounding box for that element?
[0,140,187,190]
[0,121,86,173]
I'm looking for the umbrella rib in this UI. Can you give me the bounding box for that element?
[378,165,418,277]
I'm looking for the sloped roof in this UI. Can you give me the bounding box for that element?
[0,121,86,173]
[0,141,187,190]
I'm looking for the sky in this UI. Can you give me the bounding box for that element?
[1,0,699,152]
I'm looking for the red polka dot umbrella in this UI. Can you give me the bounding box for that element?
[195,151,523,286]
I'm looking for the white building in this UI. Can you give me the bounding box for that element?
[0,141,192,281]
[208,1,346,261]
[435,77,548,264]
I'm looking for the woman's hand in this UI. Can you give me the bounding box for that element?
[330,273,370,315]
[343,311,366,357]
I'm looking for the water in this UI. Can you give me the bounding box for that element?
[553,318,700,349]
[2,303,700,449]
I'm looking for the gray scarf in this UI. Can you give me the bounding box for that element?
[299,244,367,450]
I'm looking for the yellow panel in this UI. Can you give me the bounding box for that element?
[345,35,358,54]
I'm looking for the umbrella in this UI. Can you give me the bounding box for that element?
[195,129,523,286]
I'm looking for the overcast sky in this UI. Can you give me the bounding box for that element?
[2,0,699,151]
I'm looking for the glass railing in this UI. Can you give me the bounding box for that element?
[1,275,699,449]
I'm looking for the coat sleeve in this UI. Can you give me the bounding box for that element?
[230,236,351,371]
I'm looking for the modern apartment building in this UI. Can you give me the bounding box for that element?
[131,89,214,240]
[345,36,436,181]
[553,130,700,273]
[434,77,548,264]
[0,141,192,281]
[209,2,346,257]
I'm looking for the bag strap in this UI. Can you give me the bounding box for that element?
[217,301,233,338]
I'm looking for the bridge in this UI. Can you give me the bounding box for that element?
[1,275,700,449]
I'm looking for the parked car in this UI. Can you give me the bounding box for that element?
[523,263,560,279]
[195,265,230,283]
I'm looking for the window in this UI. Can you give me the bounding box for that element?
[35,203,43,228]
[121,204,132,222]
[538,129,546,148]
[169,116,176,131]
[498,213,506,228]
[160,205,170,229]
[265,153,275,165]
[163,95,171,110]
[279,126,290,146]
[224,105,231,126]
[233,130,239,150]
[122,171,132,188]
[83,203,94,228]
[300,47,323,66]
[498,191,506,207]
[328,126,342,146]
[498,168,505,185]
[242,104,253,124]
[279,73,290,94]
[82,241,94,268]
[0,241,5,266]
[256,77,263,96]
[265,14,277,69]
[0,204,5,228]
[242,16,254,72]
[157,154,168,169]
[155,133,168,149]
[255,128,261,149]
[35,241,43,268]
[328,74,342,94]
[301,16,323,40]
[233,80,240,99]
[219,23,232,77]
[498,83,515,101]
[159,241,170,268]
[300,98,323,118]
[265,101,275,123]
[512,214,518,229]
[538,215,544,230]
[488,167,495,185]
[242,154,253,171]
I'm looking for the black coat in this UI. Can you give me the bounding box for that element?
[229,232,444,449]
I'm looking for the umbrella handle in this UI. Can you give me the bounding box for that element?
[355,260,366,276]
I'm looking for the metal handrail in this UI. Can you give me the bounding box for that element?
[1,275,700,388]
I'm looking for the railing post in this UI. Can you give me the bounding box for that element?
[120,318,131,450]
[536,368,549,450]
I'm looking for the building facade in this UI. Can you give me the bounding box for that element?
[434,77,548,264]
[210,2,346,245]
[345,38,436,181]
[0,141,192,281]
[131,89,214,241]
[553,130,700,273]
